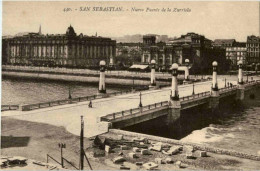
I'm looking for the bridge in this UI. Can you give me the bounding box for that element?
[2,60,260,138]
[100,80,259,129]
[2,77,259,138]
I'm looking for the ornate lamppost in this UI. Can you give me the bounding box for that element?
[192,82,195,95]
[139,92,142,107]
[171,63,179,101]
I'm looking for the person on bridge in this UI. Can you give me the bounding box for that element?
[88,100,93,108]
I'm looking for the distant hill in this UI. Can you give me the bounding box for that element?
[15,32,31,37]
[112,34,143,43]
[2,35,14,39]
[112,34,170,43]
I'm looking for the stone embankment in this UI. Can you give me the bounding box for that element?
[109,129,260,161]
[2,65,203,86]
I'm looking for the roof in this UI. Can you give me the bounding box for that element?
[213,39,236,45]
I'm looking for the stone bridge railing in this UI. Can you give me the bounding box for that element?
[100,100,169,122]
[101,91,212,122]
[218,85,238,94]
[1,105,19,111]
[244,80,260,87]
[180,91,211,103]
[1,88,149,112]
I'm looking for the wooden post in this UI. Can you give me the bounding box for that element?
[80,116,84,170]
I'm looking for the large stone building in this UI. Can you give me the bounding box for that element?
[141,33,227,73]
[2,25,116,68]
[246,35,260,64]
[213,39,247,69]
[226,42,247,69]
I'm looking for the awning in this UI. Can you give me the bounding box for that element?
[169,65,192,71]
[129,65,149,70]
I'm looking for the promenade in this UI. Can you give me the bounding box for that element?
[2,76,241,138]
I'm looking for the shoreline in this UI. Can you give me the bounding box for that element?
[1,117,260,170]
[2,65,174,86]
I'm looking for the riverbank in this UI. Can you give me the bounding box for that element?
[2,117,260,170]
[2,65,211,86]
[1,117,116,170]
[2,65,174,86]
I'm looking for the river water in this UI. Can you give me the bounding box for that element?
[181,105,260,156]
[1,78,129,105]
[2,77,260,156]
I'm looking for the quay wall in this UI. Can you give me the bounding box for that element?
[109,129,260,161]
[2,71,156,86]
[2,65,205,86]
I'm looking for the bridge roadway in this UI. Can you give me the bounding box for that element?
[1,76,247,137]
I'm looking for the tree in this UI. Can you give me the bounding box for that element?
[115,47,142,67]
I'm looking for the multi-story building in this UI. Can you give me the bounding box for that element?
[213,39,247,69]
[168,32,212,47]
[226,42,247,69]
[141,33,227,73]
[2,25,116,68]
[246,35,260,64]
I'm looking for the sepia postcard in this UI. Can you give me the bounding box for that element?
[1,1,260,170]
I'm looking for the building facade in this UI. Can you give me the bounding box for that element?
[226,43,247,69]
[2,25,116,68]
[213,39,247,69]
[246,35,260,64]
[141,33,227,73]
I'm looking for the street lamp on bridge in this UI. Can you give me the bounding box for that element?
[192,82,195,95]
[132,77,135,91]
[68,87,72,99]
[139,92,143,107]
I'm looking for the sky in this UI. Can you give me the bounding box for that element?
[2,1,260,42]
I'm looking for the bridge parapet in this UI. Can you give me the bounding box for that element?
[244,80,259,87]
[101,91,212,122]
[1,105,19,111]
[100,100,169,122]
[180,91,211,103]
[4,88,150,112]
[219,85,238,95]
